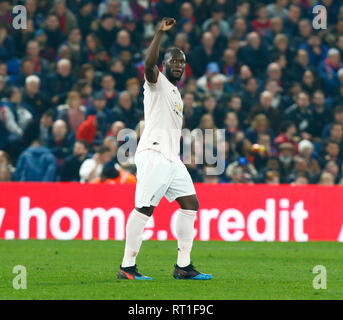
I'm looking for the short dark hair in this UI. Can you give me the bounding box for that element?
[43,108,56,119]
[280,120,295,133]
[76,140,89,150]
[97,145,110,154]
[326,140,340,148]
[164,47,185,60]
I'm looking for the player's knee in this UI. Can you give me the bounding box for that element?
[192,198,200,211]
[181,197,199,211]
[135,206,154,217]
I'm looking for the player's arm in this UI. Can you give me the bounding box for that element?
[144,17,176,84]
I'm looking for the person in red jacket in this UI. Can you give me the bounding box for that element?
[76,114,97,144]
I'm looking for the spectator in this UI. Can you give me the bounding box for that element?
[189,32,218,78]
[239,32,269,77]
[318,171,335,185]
[79,145,112,182]
[43,13,65,52]
[283,91,313,138]
[112,91,141,129]
[47,59,75,106]
[46,119,75,165]
[51,0,78,35]
[297,139,321,182]
[60,140,89,181]
[251,4,271,37]
[278,142,295,183]
[267,0,289,20]
[202,4,230,37]
[318,48,343,96]
[57,90,86,133]
[99,73,118,109]
[15,136,57,182]
[76,112,108,146]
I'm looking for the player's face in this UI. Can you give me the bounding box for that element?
[165,52,186,82]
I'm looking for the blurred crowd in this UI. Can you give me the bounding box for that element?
[0,0,343,185]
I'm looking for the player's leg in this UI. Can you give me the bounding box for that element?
[118,150,172,280]
[118,206,155,280]
[165,162,212,280]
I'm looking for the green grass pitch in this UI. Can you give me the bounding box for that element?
[0,240,342,300]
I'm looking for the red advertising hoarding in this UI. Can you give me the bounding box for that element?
[0,183,342,242]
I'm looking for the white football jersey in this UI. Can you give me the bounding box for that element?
[136,71,183,162]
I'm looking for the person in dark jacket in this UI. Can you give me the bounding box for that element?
[45,119,75,165]
[60,139,89,181]
[112,91,141,129]
[47,58,76,106]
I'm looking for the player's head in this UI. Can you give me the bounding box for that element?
[163,47,186,82]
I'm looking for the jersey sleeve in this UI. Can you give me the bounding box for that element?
[143,70,163,90]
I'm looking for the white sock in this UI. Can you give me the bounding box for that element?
[175,209,197,267]
[121,209,149,268]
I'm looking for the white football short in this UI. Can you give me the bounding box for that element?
[134,149,196,208]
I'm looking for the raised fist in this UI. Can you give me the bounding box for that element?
[159,18,176,31]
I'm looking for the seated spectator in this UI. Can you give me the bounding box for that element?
[106,120,126,142]
[99,73,118,109]
[278,142,295,183]
[126,78,143,112]
[96,14,118,52]
[202,4,230,37]
[22,75,50,117]
[25,40,50,76]
[51,0,78,35]
[60,140,89,182]
[298,139,321,182]
[39,109,55,144]
[249,90,281,134]
[318,48,343,96]
[57,90,86,133]
[189,32,218,78]
[265,170,280,185]
[6,86,33,132]
[318,171,335,185]
[292,173,309,185]
[0,25,14,61]
[251,4,271,37]
[47,59,75,106]
[266,0,289,20]
[45,119,75,165]
[76,112,108,146]
[226,157,257,183]
[323,160,340,184]
[112,91,141,129]
[321,140,341,168]
[15,129,57,181]
[79,145,112,182]
[246,113,274,144]
[311,90,331,138]
[283,91,313,139]
[238,32,269,78]
[43,13,65,52]
[0,149,15,181]
[301,69,320,96]
[300,34,328,67]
